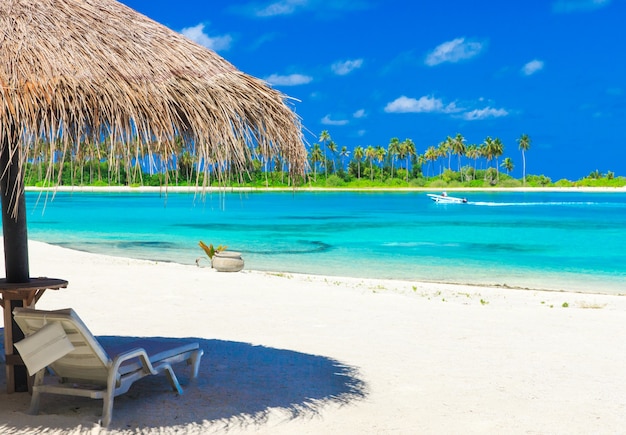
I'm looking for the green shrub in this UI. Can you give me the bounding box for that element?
[409,177,427,187]
[554,178,574,187]
[526,174,552,187]
[499,178,522,188]
[484,168,498,185]
[427,179,447,188]
[468,179,487,188]
[460,166,475,182]
[395,169,409,181]
[442,169,461,183]
[385,177,407,187]
[325,174,346,187]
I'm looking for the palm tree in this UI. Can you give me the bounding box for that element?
[327,140,338,174]
[255,144,269,185]
[414,153,426,178]
[339,146,350,173]
[437,140,451,175]
[365,145,376,181]
[445,136,456,170]
[319,130,331,178]
[130,139,144,186]
[375,145,386,182]
[309,143,323,182]
[353,146,364,179]
[588,169,602,179]
[481,137,496,181]
[517,133,531,186]
[477,142,488,171]
[482,136,495,166]
[178,150,196,184]
[70,139,86,185]
[388,137,400,178]
[501,157,514,174]
[424,145,438,178]
[465,144,479,179]
[452,133,466,172]
[399,138,416,182]
[492,137,504,181]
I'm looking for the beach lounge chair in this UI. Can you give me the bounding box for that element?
[12,307,203,427]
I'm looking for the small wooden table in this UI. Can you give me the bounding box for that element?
[0,277,68,393]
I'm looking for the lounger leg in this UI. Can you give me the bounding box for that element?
[28,369,46,415]
[101,390,115,427]
[189,349,203,379]
[163,365,183,395]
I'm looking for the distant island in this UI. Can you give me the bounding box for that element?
[24,131,625,189]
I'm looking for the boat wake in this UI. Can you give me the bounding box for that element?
[469,201,600,207]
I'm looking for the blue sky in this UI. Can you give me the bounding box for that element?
[119,0,625,180]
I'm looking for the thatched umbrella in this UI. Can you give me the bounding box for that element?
[0,0,307,390]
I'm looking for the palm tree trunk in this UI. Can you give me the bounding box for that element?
[522,151,526,186]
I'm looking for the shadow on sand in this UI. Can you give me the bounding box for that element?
[0,332,367,432]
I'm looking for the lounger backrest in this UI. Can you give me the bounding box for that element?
[13,308,113,385]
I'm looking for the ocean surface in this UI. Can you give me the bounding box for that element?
[23,189,626,295]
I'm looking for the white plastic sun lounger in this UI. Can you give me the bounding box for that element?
[13,307,203,427]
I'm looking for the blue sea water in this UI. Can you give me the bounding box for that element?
[23,190,626,294]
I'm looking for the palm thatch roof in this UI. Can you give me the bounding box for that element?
[0,0,307,211]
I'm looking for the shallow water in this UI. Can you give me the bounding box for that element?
[23,190,626,294]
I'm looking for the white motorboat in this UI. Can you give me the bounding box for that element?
[427,193,468,204]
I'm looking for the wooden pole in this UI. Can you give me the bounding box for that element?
[0,131,30,392]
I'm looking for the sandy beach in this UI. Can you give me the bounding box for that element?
[1,240,625,434]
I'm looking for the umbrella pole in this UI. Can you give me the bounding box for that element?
[0,136,31,393]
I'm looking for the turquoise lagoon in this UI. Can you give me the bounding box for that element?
[24,190,626,295]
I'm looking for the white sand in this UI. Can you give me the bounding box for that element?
[1,240,625,434]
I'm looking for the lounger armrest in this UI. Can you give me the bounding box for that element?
[108,348,156,389]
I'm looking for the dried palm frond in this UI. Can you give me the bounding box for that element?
[0,0,307,215]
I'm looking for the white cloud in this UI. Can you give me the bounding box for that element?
[256,0,308,17]
[522,59,545,76]
[264,73,313,86]
[331,59,364,75]
[462,107,509,121]
[241,0,370,17]
[180,24,233,51]
[385,95,508,121]
[553,0,611,13]
[385,95,509,121]
[384,96,460,114]
[321,115,349,126]
[353,109,366,118]
[425,37,486,66]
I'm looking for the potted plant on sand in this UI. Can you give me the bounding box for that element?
[197,241,244,272]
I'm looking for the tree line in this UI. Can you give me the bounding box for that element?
[310,130,533,187]
[23,131,624,189]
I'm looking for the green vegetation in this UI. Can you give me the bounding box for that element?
[198,241,227,260]
[23,131,626,189]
